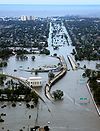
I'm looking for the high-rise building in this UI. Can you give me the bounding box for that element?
[21,16,35,21]
[21,16,27,21]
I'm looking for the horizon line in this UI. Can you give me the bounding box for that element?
[0,4,100,6]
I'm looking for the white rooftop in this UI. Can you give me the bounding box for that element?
[28,77,42,80]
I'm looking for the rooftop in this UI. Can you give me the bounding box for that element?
[28,77,42,80]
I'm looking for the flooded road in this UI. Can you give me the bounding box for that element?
[0,20,100,131]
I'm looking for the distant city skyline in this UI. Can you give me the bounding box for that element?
[0,0,100,5]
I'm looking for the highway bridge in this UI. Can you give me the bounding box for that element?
[67,55,78,70]
[45,55,67,101]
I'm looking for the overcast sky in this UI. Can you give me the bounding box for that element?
[0,0,100,5]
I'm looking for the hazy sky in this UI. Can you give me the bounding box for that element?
[0,0,100,5]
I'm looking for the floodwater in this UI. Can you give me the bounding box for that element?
[0,21,100,131]
[2,54,59,79]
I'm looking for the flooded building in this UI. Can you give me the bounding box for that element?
[20,76,42,87]
[27,77,42,87]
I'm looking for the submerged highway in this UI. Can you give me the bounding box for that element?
[45,20,100,131]
[0,20,100,131]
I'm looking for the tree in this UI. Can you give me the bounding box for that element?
[44,126,49,131]
[0,116,4,122]
[48,72,55,80]
[31,92,39,105]
[0,61,7,67]
[83,65,86,69]
[53,90,64,100]
[53,53,57,57]
[31,56,35,61]
[82,73,86,78]
[94,87,100,105]
[40,48,50,55]
[0,74,6,86]
[85,69,91,77]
